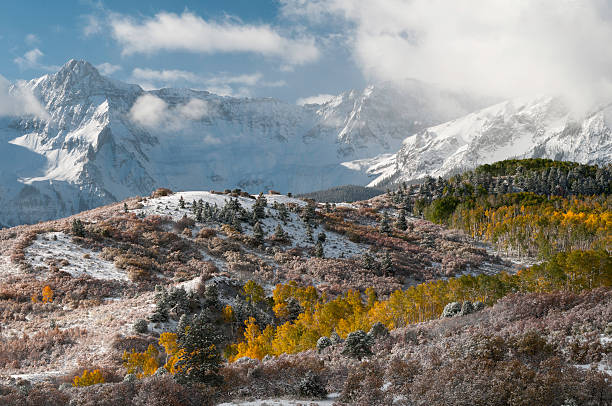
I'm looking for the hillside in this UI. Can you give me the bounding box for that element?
[0,159,609,404]
[296,185,384,203]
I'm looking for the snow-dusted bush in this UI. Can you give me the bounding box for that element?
[297,371,327,399]
[460,300,474,316]
[133,319,148,334]
[441,301,462,318]
[316,336,332,352]
[368,322,389,339]
[340,360,389,405]
[342,330,374,360]
[330,331,343,345]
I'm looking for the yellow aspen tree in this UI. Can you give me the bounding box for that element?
[42,285,53,303]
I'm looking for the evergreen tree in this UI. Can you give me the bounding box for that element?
[232,215,243,233]
[278,203,289,224]
[175,313,224,385]
[306,223,314,242]
[71,219,85,237]
[253,222,265,246]
[179,196,185,209]
[254,193,267,219]
[314,241,324,258]
[379,212,391,235]
[274,223,288,241]
[317,232,327,243]
[381,251,393,276]
[395,208,408,231]
[361,253,377,271]
[301,201,316,224]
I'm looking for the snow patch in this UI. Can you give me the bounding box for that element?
[25,232,128,281]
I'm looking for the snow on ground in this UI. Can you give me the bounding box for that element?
[138,191,368,260]
[575,363,612,376]
[138,191,306,222]
[25,232,128,281]
[218,393,339,406]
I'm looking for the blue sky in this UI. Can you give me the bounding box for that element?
[2,1,612,108]
[0,0,365,103]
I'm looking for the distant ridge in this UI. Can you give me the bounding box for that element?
[297,185,384,202]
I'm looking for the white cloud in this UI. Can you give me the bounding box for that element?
[13,48,59,72]
[296,93,335,105]
[283,0,612,112]
[109,11,319,66]
[178,98,209,120]
[130,68,279,97]
[129,94,210,129]
[132,68,200,84]
[0,75,49,119]
[14,48,44,69]
[129,94,168,128]
[83,14,102,36]
[25,34,39,45]
[96,62,122,75]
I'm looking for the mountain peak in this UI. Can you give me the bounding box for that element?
[55,59,102,81]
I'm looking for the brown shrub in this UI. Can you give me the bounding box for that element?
[0,327,86,368]
[151,188,173,198]
[197,228,217,239]
[339,360,389,405]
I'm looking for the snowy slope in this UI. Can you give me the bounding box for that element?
[365,97,612,186]
[0,60,478,227]
[138,191,367,261]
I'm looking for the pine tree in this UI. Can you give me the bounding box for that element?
[179,196,185,209]
[124,202,129,213]
[274,223,288,241]
[395,208,408,231]
[232,215,243,233]
[175,313,224,385]
[72,219,85,237]
[379,212,391,235]
[306,223,314,242]
[278,203,289,224]
[361,253,376,270]
[254,193,267,219]
[301,201,316,224]
[253,222,265,246]
[381,251,393,276]
[314,241,324,258]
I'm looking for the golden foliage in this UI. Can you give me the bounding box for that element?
[122,344,159,378]
[41,285,53,304]
[72,369,105,387]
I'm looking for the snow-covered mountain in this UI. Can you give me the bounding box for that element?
[363,96,612,187]
[0,60,477,226]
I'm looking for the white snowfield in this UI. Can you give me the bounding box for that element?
[25,231,128,281]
